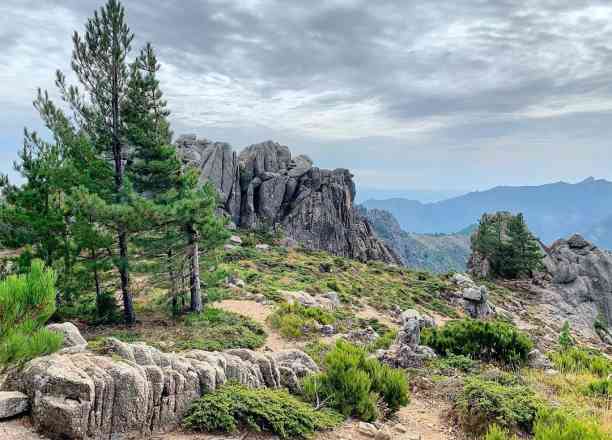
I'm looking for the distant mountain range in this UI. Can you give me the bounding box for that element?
[359,207,471,273]
[362,177,612,249]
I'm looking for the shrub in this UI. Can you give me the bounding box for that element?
[583,378,611,398]
[178,308,266,351]
[421,319,533,366]
[549,347,612,377]
[485,424,518,440]
[455,374,540,435]
[302,340,409,421]
[366,329,398,352]
[0,260,63,368]
[431,354,479,374]
[269,302,336,339]
[558,321,575,350]
[534,408,608,440]
[184,383,342,439]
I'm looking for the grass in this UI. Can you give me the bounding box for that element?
[212,242,459,318]
[87,306,266,352]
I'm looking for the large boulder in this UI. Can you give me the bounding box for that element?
[379,309,437,368]
[544,234,612,337]
[175,137,398,264]
[1,330,319,440]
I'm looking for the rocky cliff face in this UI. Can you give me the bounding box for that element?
[176,135,398,264]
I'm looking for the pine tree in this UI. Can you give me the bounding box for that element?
[506,213,544,278]
[55,0,138,323]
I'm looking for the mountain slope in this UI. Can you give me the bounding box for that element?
[363,177,612,247]
[585,214,612,250]
[360,207,471,273]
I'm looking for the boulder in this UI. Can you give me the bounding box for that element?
[1,326,319,440]
[379,310,437,368]
[0,391,29,420]
[46,322,87,348]
[283,291,338,311]
[527,349,554,370]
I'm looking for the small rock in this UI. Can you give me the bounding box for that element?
[229,235,242,245]
[253,294,266,303]
[235,279,246,289]
[375,427,392,440]
[320,325,335,336]
[319,262,333,273]
[255,244,270,251]
[358,422,378,437]
[394,423,407,433]
[226,221,237,231]
[0,391,29,419]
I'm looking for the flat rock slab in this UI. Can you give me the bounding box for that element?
[0,391,29,419]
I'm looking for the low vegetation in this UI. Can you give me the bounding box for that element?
[183,383,342,439]
[302,340,409,421]
[549,346,612,377]
[0,260,63,368]
[421,319,533,366]
[454,372,540,435]
[88,307,266,352]
[269,302,338,339]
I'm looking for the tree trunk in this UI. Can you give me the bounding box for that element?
[188,226,202,313]
[93,250,102,314]
[168,250,179,316]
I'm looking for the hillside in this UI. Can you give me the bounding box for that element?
[363,177,612,247]
[360,207,471,273]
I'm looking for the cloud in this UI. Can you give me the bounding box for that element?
[1,0,612,190]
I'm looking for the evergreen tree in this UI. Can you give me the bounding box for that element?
[54,0,138,323]
[471,212,543,279]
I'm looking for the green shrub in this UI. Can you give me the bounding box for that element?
[550,347,612,377]
[184,383,342,439]
[421,319,533,366]
[302,340,409,421]
[304,340,332,367]
[534,408,608,440]
[485,424,518,440]
[0,260,63,368]
[178,308,266,351]
[558,321,575,350]
[269,302,336,339]
[431,354,479,374]
[455,374,539,435]
[583,378,611,398]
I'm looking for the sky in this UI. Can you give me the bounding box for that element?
[1,0,612,197]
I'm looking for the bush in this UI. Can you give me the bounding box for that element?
[431,354,479,374]
[534,408,608,440]
[455,374,540,435]
[421,319,533,366]
[302,340,409,421]
[179,308,266,351]
[184,383,342,439]
[550,347,612,377]
[269,302,336,339]
[485,424,518,440]
[583,378,611,398]
[366,329,398,352]
[0,260,63,368]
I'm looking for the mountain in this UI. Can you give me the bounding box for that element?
[360,207,471,273]
[363,177,612,247]
[585,214,612,250]
[175,135,398,264]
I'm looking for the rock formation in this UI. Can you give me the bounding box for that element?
[450,273,496,319]
[542,234,612,341]
[378,309,437,368]
[176,136,398,264]
[2,332,319,440]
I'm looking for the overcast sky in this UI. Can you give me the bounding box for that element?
[2,0,612,196]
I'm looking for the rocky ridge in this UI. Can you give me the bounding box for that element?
[176,135,398,264]
[1,328,319,440]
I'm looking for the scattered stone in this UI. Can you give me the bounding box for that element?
[528,349,554,370]
[229,235,242,245]
[379,309,437,368]
[282,291,338,310]
[393,423,407,433]
[0,391,29,420]
[226,221,237,231]
[319,262,332,273]
[46,322,86,348]
[346,326,379,345]
[255,243,270,251]
[375,426,392,440]
[320,325,335,336]
[253,294,266,303]
[358,422,378,437]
